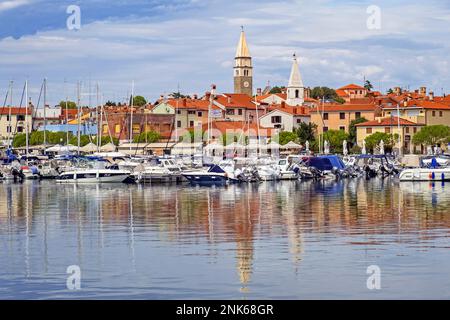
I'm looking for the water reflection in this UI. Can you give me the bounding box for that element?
[1,179,450,299]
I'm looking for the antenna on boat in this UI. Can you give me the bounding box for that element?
[77,81,81,156]
[25,79,29,161]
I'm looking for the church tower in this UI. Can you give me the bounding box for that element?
[234,28,253,96]
[286,53,305,106]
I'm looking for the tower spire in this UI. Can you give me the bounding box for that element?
[235,27,251,58]
[286,53,305,106]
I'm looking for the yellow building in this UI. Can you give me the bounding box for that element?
[382,100,450,126]
[355,117,425,154]
[311,103,377,134]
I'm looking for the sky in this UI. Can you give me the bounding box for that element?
[0,0,449,106]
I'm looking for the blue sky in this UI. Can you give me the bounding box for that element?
[0,0,449,106]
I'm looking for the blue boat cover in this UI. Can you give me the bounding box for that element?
[307,155,345,171]
[208,165,226,173]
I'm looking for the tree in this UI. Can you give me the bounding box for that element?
[334,97,346,104]
[321,130,349,153]
[95,136,119,146]
[169,92,191,99]
[386,88,394,94]
[105,100,117,106]
[133,131,161,143]
[412,125,450,146]
[269,86,285,94]
[365,132,399,153]
[272,131,298,145]
[133,96,147,107]
[69,135,92,147]
[310,87,338,100]
[295,122,317,145]
[348,117,368,145]
[364,80,373,91]
[59,101,77,109]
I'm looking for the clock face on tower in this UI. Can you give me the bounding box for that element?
[244,81,250,88]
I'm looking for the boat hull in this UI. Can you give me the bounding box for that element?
[399,168,450,182]
[56,170,129,183]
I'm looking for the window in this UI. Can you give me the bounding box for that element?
[295,90,299,98]
[297,119,302,124]
[366,128,372,134]
[355,112,361,119]
[339,126,345,131]
[323,127,329,132]
[177,110,181,115]
[405,127,410,134]
[132,124,140,134]
[177,121,182,128]
[236,70,239,76]
[238,109,243,116]
[6,115,10,122]
[323,113,329,120]
[340,112,345,120]
[432,111,436,117]
[17,126,23,133]
[102,124,108,134]
[17,115,25,121]
[6,126,11,133]
[198,111,203,117]
[115,124,121,133]
[189,121,194,127]
[271,116,282,124]
[440,111,443,117]
[385,127,391,133]
[226,109,235,115]
[188,110,196,115]
[413,127,417,133]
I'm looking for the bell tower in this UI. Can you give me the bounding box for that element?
[234,27,253,96]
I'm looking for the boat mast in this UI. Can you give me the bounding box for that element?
[97,83,101,153]
[254,92,260,157]
[64,79,69,145]
[43,78,47,150]
[25,80,29,159]
[77,81,81,155]
[129,80,134,152]
[7,80,13,148]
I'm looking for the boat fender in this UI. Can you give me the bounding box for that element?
[429,173,433,180]
[442,173,445,181]
[431,172,436,180]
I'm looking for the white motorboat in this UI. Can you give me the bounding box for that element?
[57,169,129,183]
[133,158,183,183]
[399,168,450,182]
[277,156,301,180]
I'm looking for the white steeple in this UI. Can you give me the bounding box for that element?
[286,53,305,106]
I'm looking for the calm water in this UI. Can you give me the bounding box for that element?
[1,179,450,299]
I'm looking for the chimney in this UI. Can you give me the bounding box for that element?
[193,94,198,100]
[204,91,211,101]
[182,98,187,107]
[420,87,427,96]
[429,91,434,101]
[257,88,262,96]
[377,117,382,124]
[394,87,402,95]
[403,100,408,107]
[281,101,286,108]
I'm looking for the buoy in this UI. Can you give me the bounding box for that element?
[432,172,436,180]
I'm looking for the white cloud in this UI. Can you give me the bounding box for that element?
[0,0,32,12]
[0,0,449,104]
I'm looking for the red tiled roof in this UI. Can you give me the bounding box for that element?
[0,107,32,115]
[355,117,424,127]
[338,84,366,91]
[383,99,450,110]
[166,99,216,111]
[266,104,310,116]
[215,93,258,109]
